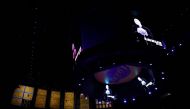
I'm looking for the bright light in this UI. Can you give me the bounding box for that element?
[138,77,146,86]
[148,91,152,95]
[134,18,142,27]
[107,95,115,99]
[105,79,109,84]
[106,85,109,89]
[137,77,142,81]
[161,72,164,74]
[74,46,82,61]
[155,87,158,90]
[141,81,146,86]
[99,66,102,69]
[167,93,171,96]
[78,83,81,86]
[85,97,88,100]
[105,90,110,95]
[144,37,163,46]
[132,97,136,101]
[162,77,165,80]
[146,82,153,87]
[123,100,127,103]
[137,27,148,36]
[149,63,152,66]
[179,43,182,46]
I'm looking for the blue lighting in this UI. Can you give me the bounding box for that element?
[162,41,167,49]
[105,78,109,84]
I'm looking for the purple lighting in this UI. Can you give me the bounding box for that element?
[148,91,152,95]
[132,97,136,101]
[95,64,142,84]
[123,100,127,103]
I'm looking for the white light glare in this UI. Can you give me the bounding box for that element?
[141,81,146,86]
[137,77,142,81]
[138,77,146,86]
[134,18,142,27]
[146,82,153,87]
[134,18,148,37]
[148,91,152,95]
[107,95,115,99]
[132,97,136,101]
[123,100,127,103]
[179,43,182,46]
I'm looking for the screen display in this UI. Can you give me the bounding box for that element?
[94,64,142,84]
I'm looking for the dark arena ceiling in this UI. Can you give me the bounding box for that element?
[1,1,190,109]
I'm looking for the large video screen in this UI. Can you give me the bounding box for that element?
[94,64,142,84]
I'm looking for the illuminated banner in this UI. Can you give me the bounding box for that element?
[11,85,34,106]
[35,89,47,108]
[50,91,61,109]
[64,92,74,109]
[80,94,89,109]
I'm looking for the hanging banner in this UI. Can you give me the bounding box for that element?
[80,94,89,109]
[64,92,74,109]
[11,85,34,106]
[50,91,61,109]
[35,89,47,108]
[23,86,34,100]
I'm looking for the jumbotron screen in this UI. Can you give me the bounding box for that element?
[94,64,142,85]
